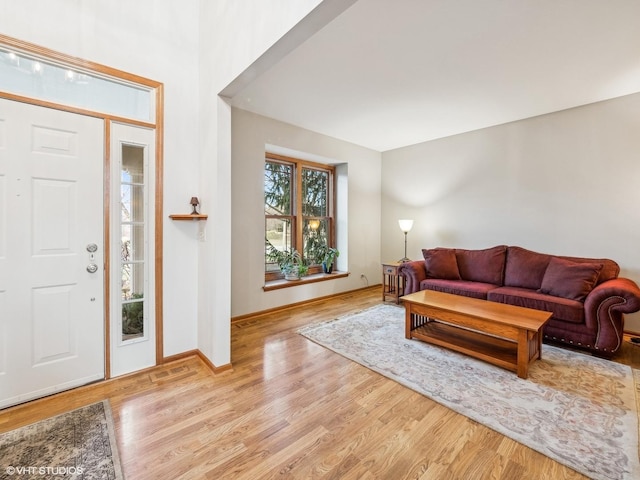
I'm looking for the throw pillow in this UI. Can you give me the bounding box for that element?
[538,257,603,302]
[422,248,461,280]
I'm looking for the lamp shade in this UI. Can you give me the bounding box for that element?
[398,219,414,233]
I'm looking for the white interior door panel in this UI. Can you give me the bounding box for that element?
[0,99,104,408]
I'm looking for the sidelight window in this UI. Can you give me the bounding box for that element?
[120,145,145,341]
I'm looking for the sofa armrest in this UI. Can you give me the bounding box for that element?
[584,277,640,354]
[398,260,426,295]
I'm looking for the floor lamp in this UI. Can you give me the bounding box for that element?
[398,219,414,263]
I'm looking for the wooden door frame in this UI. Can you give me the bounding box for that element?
[0,34,165,379]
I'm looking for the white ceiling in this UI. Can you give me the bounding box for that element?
[230,0,640,152]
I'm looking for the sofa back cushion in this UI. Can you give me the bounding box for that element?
[505,246,620,290]
[538,257,603,302]
[504,246,551,290]
[455,245,507,285]
[422,248,461,280]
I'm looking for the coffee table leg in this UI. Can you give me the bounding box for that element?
[517,330,529,379]
[405,306,412,339]
[537,329,543,360]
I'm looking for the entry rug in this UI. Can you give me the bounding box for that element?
[299,304,640,480]
[0,400,124,480]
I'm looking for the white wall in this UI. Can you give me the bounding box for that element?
[0,0,202,357]
[0,0,349,369]
[198,0,360,364]
[207,0,327,91]
[231,108,381,317]
[381,93,640,331]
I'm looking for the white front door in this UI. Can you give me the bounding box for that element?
[0,99,105,408]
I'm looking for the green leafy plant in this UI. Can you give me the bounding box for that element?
[122,293,144,335]
[265,240,308,279]
[320,246,340,273]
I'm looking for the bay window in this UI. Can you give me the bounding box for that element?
[264,152,335,281]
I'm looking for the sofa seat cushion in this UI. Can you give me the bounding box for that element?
[455,245,507,285]
[488,286,584,324]
[420,279,498,300]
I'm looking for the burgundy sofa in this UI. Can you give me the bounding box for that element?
[398,245,640,357]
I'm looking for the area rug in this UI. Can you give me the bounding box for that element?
[0,400,123,480]
[298,304,640,480]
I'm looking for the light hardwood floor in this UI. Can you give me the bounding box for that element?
[2,286,640,479]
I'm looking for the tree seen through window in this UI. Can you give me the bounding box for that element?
[264,153,335,279]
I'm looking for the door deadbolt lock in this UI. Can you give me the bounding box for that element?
[86,263,99,274]
[86,243,98,253]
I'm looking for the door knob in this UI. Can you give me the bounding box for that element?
[86,263,98,274]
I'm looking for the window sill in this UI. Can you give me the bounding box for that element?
[263,271,349,291]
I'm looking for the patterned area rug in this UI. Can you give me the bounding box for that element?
[299,304,640,480]
[0,400,123,480]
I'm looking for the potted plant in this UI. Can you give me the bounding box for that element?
[321,247,340,274]
[285,262,309,280]
[266,240,308,280]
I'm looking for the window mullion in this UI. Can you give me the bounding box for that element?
[295,163,304,254]
[330,173,336,248]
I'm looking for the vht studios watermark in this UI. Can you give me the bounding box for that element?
[5,466,84,476]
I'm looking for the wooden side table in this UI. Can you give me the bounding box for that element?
[382,262,404,304]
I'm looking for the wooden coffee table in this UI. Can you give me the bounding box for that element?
[403,290,552,379]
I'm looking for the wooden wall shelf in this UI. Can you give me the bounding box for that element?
[169,214,208,221]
